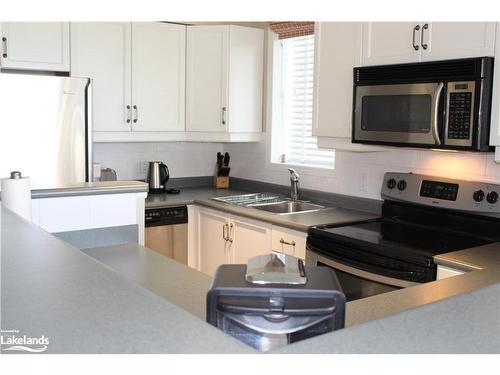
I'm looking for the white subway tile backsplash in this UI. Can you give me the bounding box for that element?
[93,140,500,201]
[93,142,224,180]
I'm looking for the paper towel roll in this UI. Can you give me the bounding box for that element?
[1,172,32,221]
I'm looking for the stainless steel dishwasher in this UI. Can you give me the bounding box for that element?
[145,206,188,265]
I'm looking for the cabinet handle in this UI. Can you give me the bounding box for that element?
[420,23,429,50]
[228,223,234,243]
[2,37,7,58]
[280,238,296,247]
[221,107,227,125]
[126,105,131,124]
[412,25,420,51]
[133,105,138,123]
[222,223,228,241]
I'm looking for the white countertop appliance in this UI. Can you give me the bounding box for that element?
[0,73,92,188]
[206,255,346,352]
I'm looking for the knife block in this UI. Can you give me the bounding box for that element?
[214,163,230,189]
[214,176,230,189]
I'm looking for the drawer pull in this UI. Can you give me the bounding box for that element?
[280,238,296,246]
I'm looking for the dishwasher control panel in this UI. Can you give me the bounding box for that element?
[145,206,188,227]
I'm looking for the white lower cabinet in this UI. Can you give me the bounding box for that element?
[271,226,307,260]
[436,265,466,280]
[188,206,309,276]
[196,207,231,277]
[192,206,271,276]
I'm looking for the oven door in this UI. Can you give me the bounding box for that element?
[306,249,419,302]
[353,82,444,146]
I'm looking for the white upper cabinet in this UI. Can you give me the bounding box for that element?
[131,22,185,132]
[362,22,421,66]
[186,25,264,137]
[0,22,70,71]
[421,22,496,61]
[362,22,496,66]
[312,22,386,151]
[71,22,132,132]
[186,26,229,132]
[71,22,186,136]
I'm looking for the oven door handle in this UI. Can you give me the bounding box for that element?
[306,247,422,288]
[431,82,444,145]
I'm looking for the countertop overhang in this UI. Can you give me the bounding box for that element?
[31,180,148,199]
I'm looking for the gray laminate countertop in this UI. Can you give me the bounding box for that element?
[146,187,380,232]
[31,180,148,199]
[83,244,212,320]
[2,201,500,354]
[0,204,251,354]
[434,243,500,271]
[145,187,248,208]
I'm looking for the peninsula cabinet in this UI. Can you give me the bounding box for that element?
[0,22,70,71]
[71,22,186,139]
[189,206,271,277]
[362,22,496,66]
[185,25,264,142]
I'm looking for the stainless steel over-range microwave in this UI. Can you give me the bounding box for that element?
[352,57,494,151]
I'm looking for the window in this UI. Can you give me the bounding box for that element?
[273,34,335,169]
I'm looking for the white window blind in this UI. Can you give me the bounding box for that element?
[281,35,334,168]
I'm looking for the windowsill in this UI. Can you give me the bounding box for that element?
[270,161,335,171]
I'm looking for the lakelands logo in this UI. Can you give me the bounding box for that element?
[1,329,50,353]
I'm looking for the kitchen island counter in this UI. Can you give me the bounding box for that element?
[0,204,252,354]
[2,203,500,354]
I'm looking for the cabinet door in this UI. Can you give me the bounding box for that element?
[186,26,229,132]
[0,22,70,71]
[131,22,186,132]
[197,208,230,277]
[361,22,421,66]
[230,215,271,265]
[227,25,264,133]
[313,22,362,139]
[422,22,496,61]
[71,22,132,132]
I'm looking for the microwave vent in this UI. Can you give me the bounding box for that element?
[355,57,492,84]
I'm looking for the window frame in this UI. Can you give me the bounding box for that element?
[266,29,336,177]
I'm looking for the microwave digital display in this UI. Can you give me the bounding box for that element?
[420,180,459,201]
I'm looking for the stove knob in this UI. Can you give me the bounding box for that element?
[397,180,407,191]
[386,178,397,189]
[473,189,485,202]
[487,191,498,204]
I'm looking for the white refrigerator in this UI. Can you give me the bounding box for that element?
[0,73,92,188]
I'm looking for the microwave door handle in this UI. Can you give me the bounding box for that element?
[432,82,444,145]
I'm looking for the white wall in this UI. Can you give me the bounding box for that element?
[93,142,224,180]
[224,139,500,201]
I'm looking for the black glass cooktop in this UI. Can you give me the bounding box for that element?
[313,219,491,259]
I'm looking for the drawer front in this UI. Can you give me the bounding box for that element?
[271,226,307,260]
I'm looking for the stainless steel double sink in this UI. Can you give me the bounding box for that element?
[212,193,326,215]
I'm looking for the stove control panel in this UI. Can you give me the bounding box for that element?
[381,172,500,216]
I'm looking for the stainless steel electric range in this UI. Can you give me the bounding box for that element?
[306,172,500,302]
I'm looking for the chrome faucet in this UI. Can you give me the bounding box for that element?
[288,168,300,201]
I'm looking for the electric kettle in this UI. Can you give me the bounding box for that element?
[146,161,169,193]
